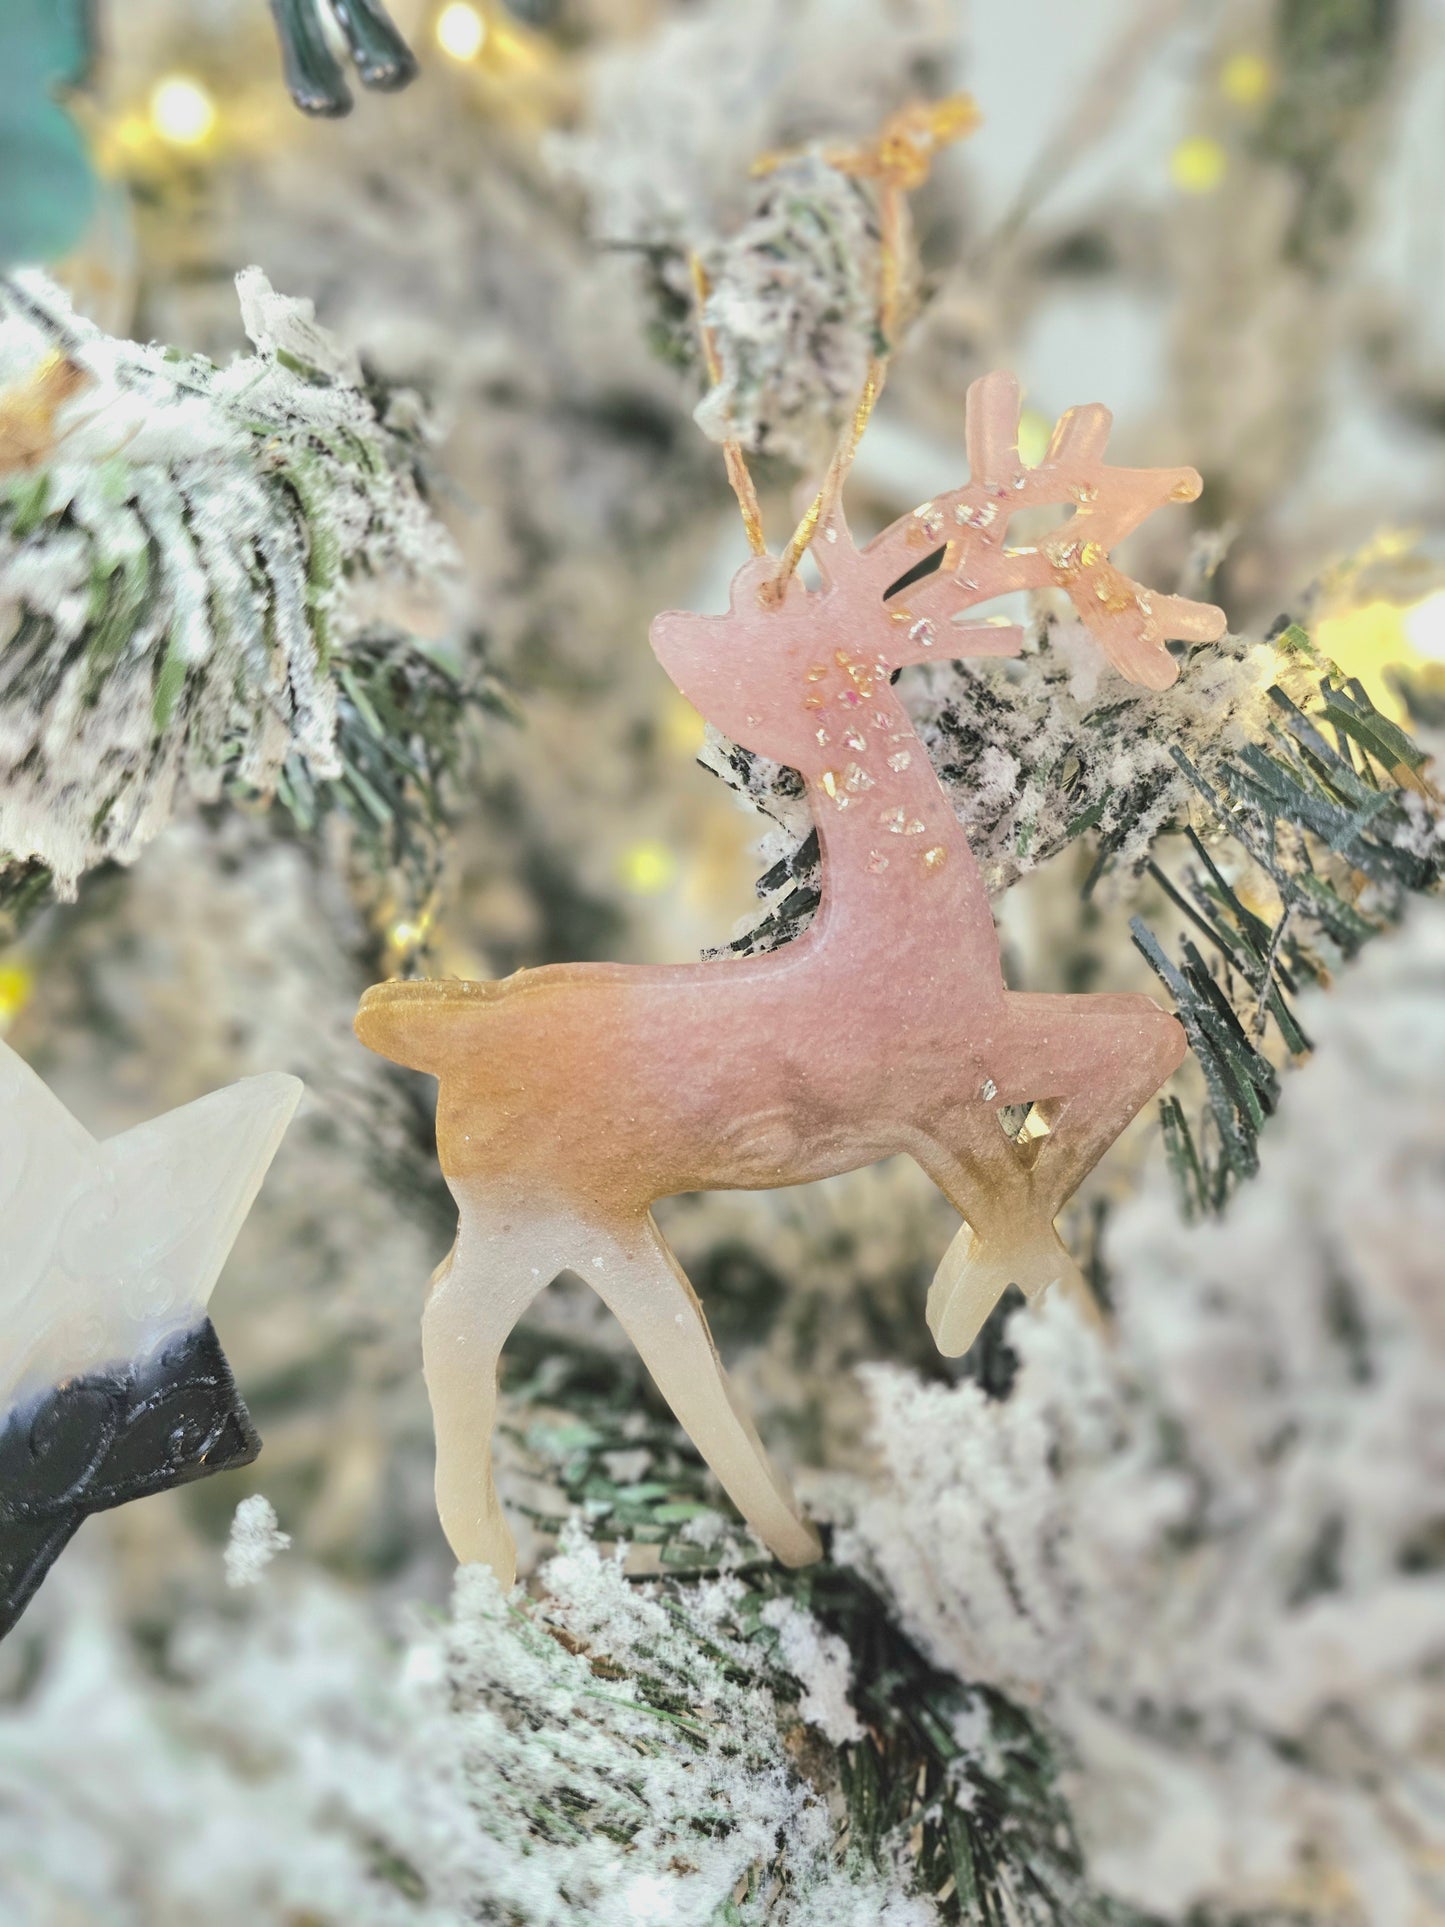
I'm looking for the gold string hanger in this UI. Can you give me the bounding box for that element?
[689,95,981,598]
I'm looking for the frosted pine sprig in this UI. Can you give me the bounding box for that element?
[693,152,882,469]
[846,902,1445,1920]
[0,269,457,900]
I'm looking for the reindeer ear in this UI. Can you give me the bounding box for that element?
[648,605,723,711]
[729,553,794,612]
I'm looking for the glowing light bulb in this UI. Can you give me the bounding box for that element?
[437,3,487,61]
[1169,136,1227,195]
[149,76,216,148]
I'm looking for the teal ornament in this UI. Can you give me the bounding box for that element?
[268,0,418,117]
[0,0,97,268]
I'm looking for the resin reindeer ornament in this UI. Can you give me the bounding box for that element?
[356,370,1227,1584]
[0,1041,300,1637]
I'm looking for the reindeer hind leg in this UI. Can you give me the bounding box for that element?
[916,1118,1090,1359]
[927,1219,1092,1358]
[1002,992,1187,1224]
[587,1213,822,1569]
[921,992,1183,1357]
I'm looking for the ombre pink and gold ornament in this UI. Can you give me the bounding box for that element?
[356,371,1226,1583]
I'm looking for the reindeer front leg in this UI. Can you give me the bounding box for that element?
[590,1214,822,1569]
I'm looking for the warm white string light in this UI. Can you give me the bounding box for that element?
[436,3,487,61]
[149,75,217,147]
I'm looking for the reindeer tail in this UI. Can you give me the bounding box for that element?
[355,979,499,1074]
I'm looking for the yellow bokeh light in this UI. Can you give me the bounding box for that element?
[1313,598,1443,724]
[109,114,153,157]
[1220,52,1273,107]
[437,2,487,61]
[1403,588,1445,662]
[1017,408,1051,469]
[663,693,707,756]
[620,842,677,896]
[0,962,33,1030]
[1169,136,1227,195]
[149,75,217,148]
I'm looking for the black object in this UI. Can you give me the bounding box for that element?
[269,0,418,117]
[0,1319,261,1640]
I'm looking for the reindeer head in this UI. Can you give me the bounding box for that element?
[650,532,1030,775]
[650,372,1227,769]
[652,555,863,770]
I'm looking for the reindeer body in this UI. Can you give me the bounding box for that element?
[407,955,948,1202]
[364,654,1007,1205]
[356,374,1225,1582]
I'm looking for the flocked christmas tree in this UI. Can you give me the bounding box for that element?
[0,3,1442,1924]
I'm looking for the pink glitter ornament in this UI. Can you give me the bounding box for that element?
[357,371,1226,1582]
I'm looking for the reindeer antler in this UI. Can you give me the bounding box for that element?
[854,372,1226,689]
